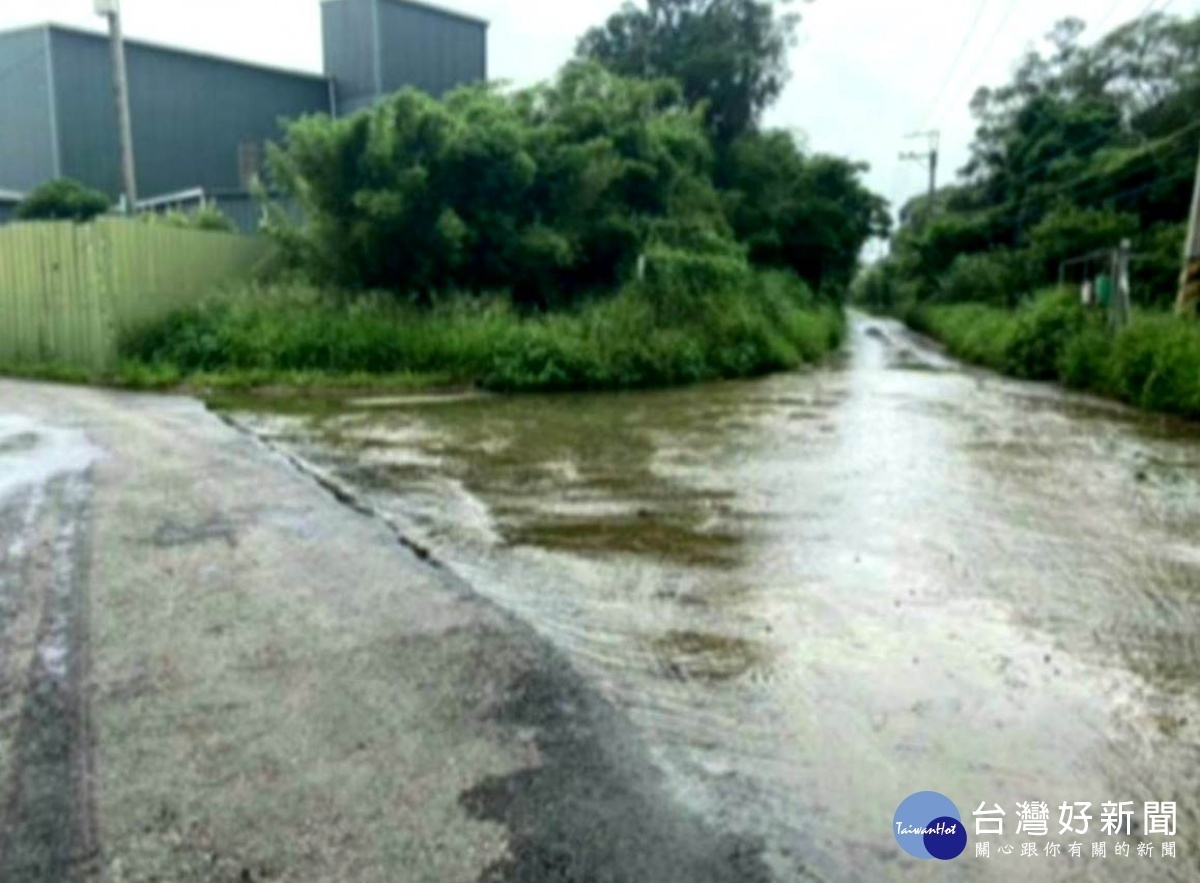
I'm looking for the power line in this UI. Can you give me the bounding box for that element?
[897,2,1001,219]
[938,0,1023,124]
[973,0,1185,189]
[923,0,991,128]
[904,0,1179,231]
[921,117,1200,226]
[1043,128,1193,207]
[1132,0,1176,21]
[1036,118,1200,203]
[961,79,1198,200]
[1098,0,1178,35]
[1093,0,1127,33]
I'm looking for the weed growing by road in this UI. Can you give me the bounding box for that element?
[120,271,842,393]
[910,289,1200,419]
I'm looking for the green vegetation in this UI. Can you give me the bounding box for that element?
[111,2,882,395]
[121,271,842,393]
[911,290,1200,419]
[143,201,237,233]
[264,58,882,304]
[858,10,1199,314]
[577,0,799,148]
[16,178,110,222]
[722,131,889,292]
[855,9,1200,419]
[265,64,734,306]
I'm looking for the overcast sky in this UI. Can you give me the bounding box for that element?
[2,0,1197,239]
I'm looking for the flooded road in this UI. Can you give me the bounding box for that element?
[230,315,1200,880]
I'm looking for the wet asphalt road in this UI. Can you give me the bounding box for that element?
[0,381,766,883]
[3,313,1200,880]
[229,314,1200,881]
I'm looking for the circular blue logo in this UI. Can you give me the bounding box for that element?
[894,791,967,860]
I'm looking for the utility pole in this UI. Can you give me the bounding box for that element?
[1114,238,1132,330]
[95,0,137,212]
[1177,136,1200,316]
[899,130,940,227]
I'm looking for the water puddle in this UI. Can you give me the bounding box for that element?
[227,316,1200,881]
[0,416,100,505]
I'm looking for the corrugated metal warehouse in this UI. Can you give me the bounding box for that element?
[324,0,488,114]
[0,0,488,227]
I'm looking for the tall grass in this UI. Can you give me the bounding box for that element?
[909,289,1200,419]
[119,271,843,393]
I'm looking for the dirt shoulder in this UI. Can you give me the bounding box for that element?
[0,379,770,883]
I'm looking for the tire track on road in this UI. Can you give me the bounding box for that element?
[0,472,97,883]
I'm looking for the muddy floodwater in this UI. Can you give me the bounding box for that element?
[230,315,1200,881]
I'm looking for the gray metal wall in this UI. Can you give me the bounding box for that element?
[210,192,266,234]
[0,28,57,191]
[322,0,378,113]
[322,0,487,112]
[50,27,332,199]
[377,0,486,98]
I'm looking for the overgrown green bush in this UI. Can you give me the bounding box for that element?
[1026,205,1139,281]
[120,272,842,393]
[1001,289,1087,380]
[912,288,1200,419]
[1109,316,1200,415]
[1058,324,1113,392]
[908,302,1015,369]
[265,64,735,307]
[17,178,110,222]
[1132,223,1187,309]
[720,131,890,293]
[638,246,753,323]
[102,14,884,395]
[143,202,237,233]
[264,60,883,311]
[936,250,1033,308]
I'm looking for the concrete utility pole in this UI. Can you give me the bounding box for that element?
[1177,136,1200,315]
[1114,238,1132,330]
[900,130,940,227]
[95,0,138,211]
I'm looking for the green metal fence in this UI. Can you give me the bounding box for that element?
[0,219,272,371]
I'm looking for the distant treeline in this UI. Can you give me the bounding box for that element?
[856,11,1200,311]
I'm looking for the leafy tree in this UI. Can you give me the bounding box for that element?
[1026,204,1138,278]
[267,64,734,306]
[884,9,1200,307]
[722,130,889,293]
[17,178,110,222]
[515,63,732,303]
[937,251,1035,307]
[576,0,802,147]
[267,21,886,308]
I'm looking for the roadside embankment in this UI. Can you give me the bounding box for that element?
[906,288,1200,419]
